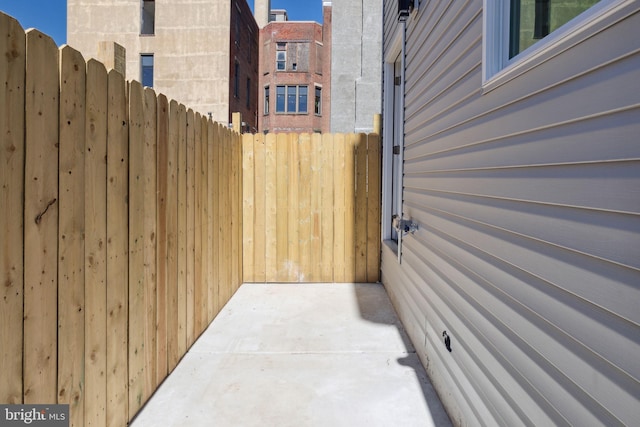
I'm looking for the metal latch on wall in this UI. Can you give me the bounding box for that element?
[392,215,418,235]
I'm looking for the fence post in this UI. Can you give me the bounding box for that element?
[373,113,382,135]
[232,112,242,134]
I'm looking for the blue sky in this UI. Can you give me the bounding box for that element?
[0,0,323,47]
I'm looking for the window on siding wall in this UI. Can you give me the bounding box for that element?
[141,54,154,88]
[485,0,617,83]
[509,0,600,57]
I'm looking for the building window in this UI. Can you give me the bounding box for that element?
[141,54,154,87]
[264,86,270,115]
[276,85,308,114]
[485,0,614,83]
[509,0,599,58]
[276,42,286,71]
[141,0,155,35]
[314,86,322,115]
[234,61,239,98]
[298,86,308,113]
[276,86,286,112]
[246,78,251,108]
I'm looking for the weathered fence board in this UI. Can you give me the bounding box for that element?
[176,104,187,360]
[287,134,300,282]
[58,44,86,427]
[0,13,25,405]
[23,28,59,404]
[333,134,347,282]
[242,132,381,283]
[366,134,382,283]
[155,93,169,386]
[186,109,195,347]
[128,80,146,417]
[320,133,334,282]
[166,100,180,373]
[106,68,129,427]
[142,87,158,398]
[84,58,108,427]
[207,121,217,318]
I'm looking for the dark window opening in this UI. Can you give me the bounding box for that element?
[141,0,155,35]
[315,86,322,115]
[234,61,239,98]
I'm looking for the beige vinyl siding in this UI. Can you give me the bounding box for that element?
[382,0,640,425]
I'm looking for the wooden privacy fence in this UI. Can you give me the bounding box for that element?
[0,13,242,427]
[242,132,381,283]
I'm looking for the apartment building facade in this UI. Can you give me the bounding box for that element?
[67,0,259,129]
[256,2,332,133]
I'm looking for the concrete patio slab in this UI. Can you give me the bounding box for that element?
[130,283,452,427]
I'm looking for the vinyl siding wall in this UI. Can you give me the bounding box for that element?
[381,1,640,425]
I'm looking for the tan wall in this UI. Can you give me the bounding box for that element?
[67,0,232,122]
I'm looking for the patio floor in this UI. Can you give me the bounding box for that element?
[129,282,452,427]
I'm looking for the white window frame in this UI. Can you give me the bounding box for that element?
[483,0,630,91]
[382,26,405,251]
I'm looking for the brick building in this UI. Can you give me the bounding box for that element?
[256,2,332,133]
[67,0,259,128]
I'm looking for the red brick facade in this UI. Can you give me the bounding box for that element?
[258,5,332,133]
[230,0,260,132]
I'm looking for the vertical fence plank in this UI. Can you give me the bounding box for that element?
[23,29,59,404]
[211,124,221,314]
[176,104,188,358]
[142,87,158,397]
[264,133,277,282]
[58,46,86,426]
[355,134,368,283]
[84,59,108,427]
[287,134,300,282]
[222,129,233,303]
[194,115,206,335]
[344,134,357,282]
[155,93,169,386]
[320,133,334,283]
[242,134,255,283]
[367,134,382,282]
[192,114,202,335]
[127,80,145,418]
[106,69,128,427]
[275,133,289,281]
[232,131,241,295]
[253,134,266,282]
[207,121,217,317]
[0,13,25,405]
[166,101,180,372]
[185,109,196,347]
[333,134,346,282]
[310,133,323,282]
[298,134,312,282]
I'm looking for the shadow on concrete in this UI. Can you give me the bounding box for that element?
[353,283,452,426]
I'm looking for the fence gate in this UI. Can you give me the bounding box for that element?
[242,132,381,283]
